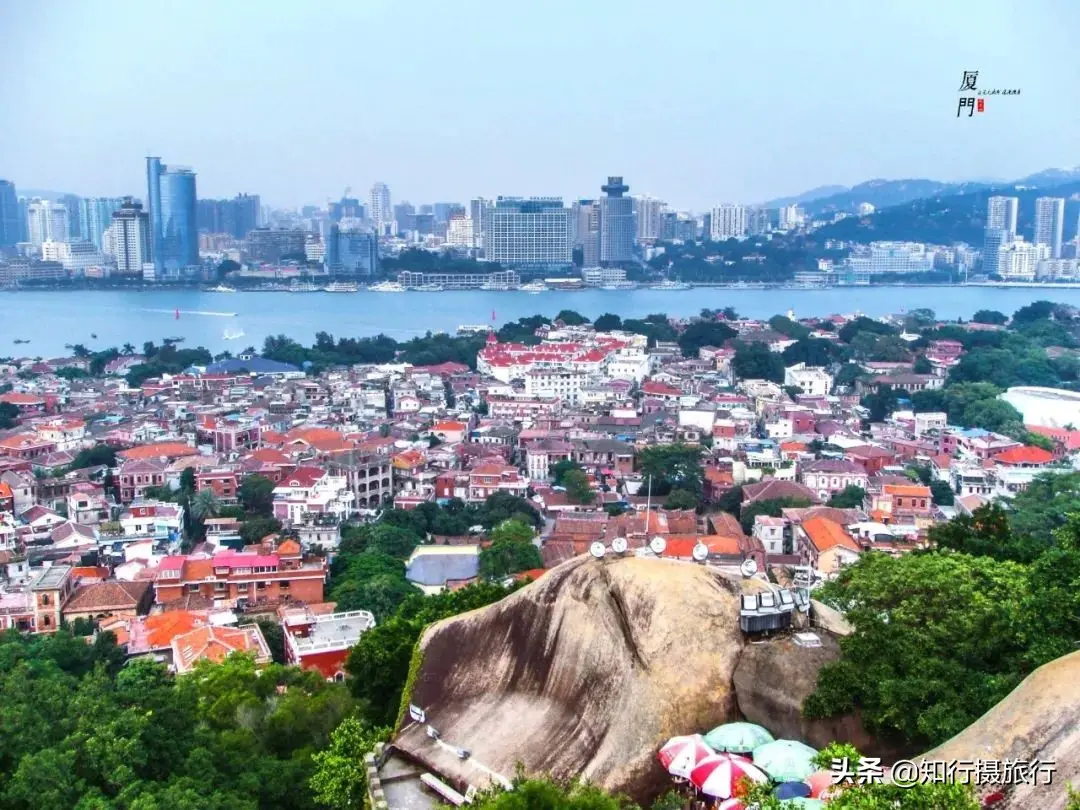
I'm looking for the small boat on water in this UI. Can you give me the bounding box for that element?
[324,281,359,292]
[600,281,638,290]
[415,282,444,292]
[13,338,29,344]
[520,281,549,293]
[222,329,246,340]
[207,284,237,293]
[370,281,406,292]
[289,282,320,292]
[651,279,692,291]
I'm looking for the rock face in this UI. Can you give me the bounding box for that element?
[395,556,757,799]
[919,651,1080,810]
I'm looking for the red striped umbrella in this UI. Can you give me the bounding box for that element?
[718,800,746,810]
[690,753,769,799]
[657,734,715,779]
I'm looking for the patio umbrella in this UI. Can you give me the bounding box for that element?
[751,740,819,783]
[703,722,775,754]
[658,734,715,779]
[717,801,746,810]
[805,770,841,799]
[689,753,769,799]
[774,782,812,800]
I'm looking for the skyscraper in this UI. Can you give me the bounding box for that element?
[60,194,82,240]
[1034,197,1065,259]
[0,180,19,247]
[146,156,199,273]
[325,224,379,276]
[598,176,634,265]
[433,202,463,224]
[369,182,391,235]
[747,207,772,236]
[78,197,125,250]
[633,196,664,243]
[982,227,1007,276]
[710,204,748,241]
[111,197,152,275]
[572,200,600,267]
[986,195,1018,238]
[392,201,415,234]
[485,197,571,267]
[27,199,69,245]
[777,205,801,231]
[470,198,492,249]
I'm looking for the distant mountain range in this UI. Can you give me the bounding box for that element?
[762,167,1080,216]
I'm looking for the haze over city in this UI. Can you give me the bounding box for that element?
[2,0,1078,209]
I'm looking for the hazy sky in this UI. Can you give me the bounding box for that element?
[2,0,1077,210]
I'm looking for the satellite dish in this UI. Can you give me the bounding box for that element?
[409,704,427,724]
[740,558,759,578]
[589,541,607,559]
[692,542,709,562]
[649,536,667,555]
[611,536,628,554]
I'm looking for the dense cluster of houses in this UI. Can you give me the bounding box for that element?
[0,311,1075,677]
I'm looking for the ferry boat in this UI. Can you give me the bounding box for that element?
[480,280,512,291]
[289,281,320,292]
[650,279,692,291]
[416,282,444,292]
[370,281,406,292]
[324,281,359,292]
[207,284,237,293]
[222,328,246,340]
[520,281,549,293]
[600,280,638,290]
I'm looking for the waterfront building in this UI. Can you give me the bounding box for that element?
[1034,197,1065,258]
[982,227,1007,276]
[198,194,261,238]
[0,180,19,246]
[146,156,199,273]
[40,240,106,273]
[27,199,69,245]
[1036,258,1079,281]
[710,204,748,240]
[470,198,492,249]
[633,195,665,243]
[572,199,600,267]
[845,242,934,276]
[598,177,634,264]
[78,197,125,250]
[325,225,378,276]
[245,228,306,263]
[392,201,415,234]
[986,195,1018,238]
[581,266,627,286]
[370,182,392,235]
[446,214,474,248]
[485,197,571,267]
[998,238,1048,281]
[111,197,152,276]
[60,194,82,240]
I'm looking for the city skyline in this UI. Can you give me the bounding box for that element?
[1,0,1078,210]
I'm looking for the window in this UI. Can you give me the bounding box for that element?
[215,581,226,591]
[280,580,290,590]
[257,582,267,590]
[187,584,199,593]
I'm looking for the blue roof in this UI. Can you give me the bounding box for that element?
[406,551,479,586]
[201,357,300,375]
[958,427,991,438]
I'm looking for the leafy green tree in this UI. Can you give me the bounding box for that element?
[663,488,699,510]
[238,475,276,517]
[555,309,588,326]
[929,479,954,505]
[636,443,703,496]
[732,341,785,382]
[593,313,622,332]
[469,776,629,810]
[860,385,899,423]
[1012,299,1057,324]
[806,551,1029,747]
[549,459,580,486]
[912,354,933,374]
[190,489,221,521]
[973,309,1008,325]
[828,485,866,509]
[0,402,19,429]
[562,468,595,505]
[739,496,811,534]
[677,320,737,357]
[767,315,811,340]
[782,338,843,369]
[310,718,390,810]
[238,516,282,545]
[366,525,420,559]
[480,520,542,579]
[68,444,118,471]
[838,316,897,344]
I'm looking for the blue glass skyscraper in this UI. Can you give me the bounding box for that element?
[0,180,19,247]
[146,156,198,274]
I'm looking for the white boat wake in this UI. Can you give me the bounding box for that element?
[144,309,237,317]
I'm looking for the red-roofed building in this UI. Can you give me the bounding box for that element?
[0,433,56,460]
[431,421,468,444]
[796,516,860,576]
[467,463,527,502]
[1026,425,1080,455]
[154,550,327,607]
[0,392,46,414]
[196,469,240,502]
[992,445,1056,468]
[171,623,272,674]
[116,459,168,503]
[868,483,934,528]
[282,607,376,681]
[118,442,198,462]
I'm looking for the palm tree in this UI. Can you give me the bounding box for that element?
[190,489,221,522]
[121,343,135,356]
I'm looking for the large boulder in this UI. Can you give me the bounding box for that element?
[918,650,1080,810]
[394,555,757,799]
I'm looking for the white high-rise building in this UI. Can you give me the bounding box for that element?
[986,196,1018,238]
[111,198,152,275]
[27,199,69,245]
[998,238,1048,281]
[778,204,802,230]
[446,215,474,248]
[710,204,748,240]
[41,240,105,273]
[486,197,571,266]
[1034,197,1065,258]
[633,196,664,242]
[369,182,391,235]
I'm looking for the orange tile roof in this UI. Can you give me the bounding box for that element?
[144,610,203,649]
[993,445,1055,465]
[882,483,931,497]
[802,516,859,553]
[286,427,343,445]
[171,624,268,672]
[0,482,12,499]
[119,442,198,461]
[0,392,44,405]
[276,538,301,556]
[433,421,467,432]
[182,558,214,581]
[514,568,548,582]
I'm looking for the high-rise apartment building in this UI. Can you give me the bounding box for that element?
[1034,197,1065,258]
[981,228,1007,276]
[0,180,20,247]
[111,198,152,275]
[485,197,571,267]
[998,238,1048,281]
[392,202,414,234]
[598,177,634,265]
[369,182,392,235]
[27,199,69,245]
[710,204,748,241]
[60,194,82,240]
[197,194,262,239]
[777,204,802,231]
[78,197,125,250]
[325,224,378,276]
[633,196,664,243]
[572,200,600,267]
[986,196,1019,238]
[245,228,306,263]
[146,157,199,273]
[470,198,492,249]
[433,202,464,224]
[748,207,772,236]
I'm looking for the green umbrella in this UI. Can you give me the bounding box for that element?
[751,739,819,783]
[703,722,775,754]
